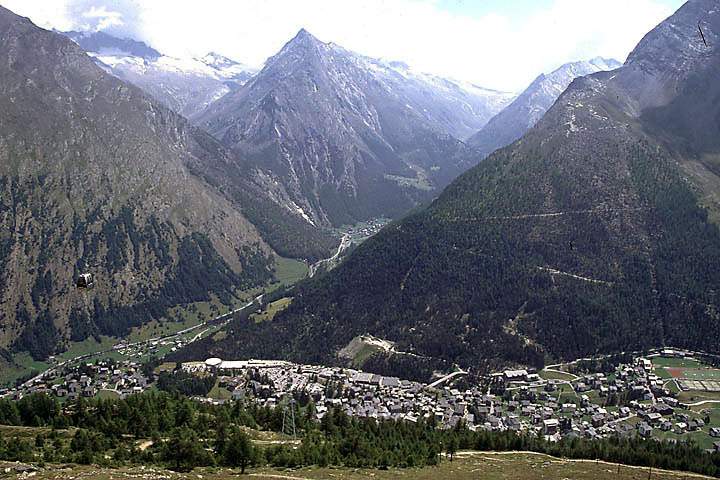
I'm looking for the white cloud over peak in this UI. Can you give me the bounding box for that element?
[0,0,680,91]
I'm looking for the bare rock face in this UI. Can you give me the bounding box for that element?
[468,58,621,159]
[202,0,720,373]
[196,29,512,227]
[0,7,335,360]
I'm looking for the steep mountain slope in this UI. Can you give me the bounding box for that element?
[365,60,515,140]
[196,30,511,227]
[63,31,256,118]
[190,0,720,375]
[0,6,333,361]
[467,58,621,158]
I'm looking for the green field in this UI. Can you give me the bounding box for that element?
[651,357,703,368]
[272,256,309,286]
[96,389,121,400]
[6,451,710,480]
[538,369,577,381]
[250,297,293,323]
[207,379,232,401]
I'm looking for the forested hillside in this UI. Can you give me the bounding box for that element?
[189,0,720,373]
[0,6,335,361]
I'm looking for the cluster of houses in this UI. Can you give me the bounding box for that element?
[4,350,720,453]
[342,218,389,241]
[3,360,149,401]
[185,355,720,451]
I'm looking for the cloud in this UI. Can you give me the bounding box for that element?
[66,0,142,38]
[79,5,124,31]
[0,0,680,91]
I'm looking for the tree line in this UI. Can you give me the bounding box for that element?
[0,391,719,476]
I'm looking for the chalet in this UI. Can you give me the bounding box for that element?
[688,418,705,430]
[638,422,653,438]
[486,415,501,429]
[543,418,559,435]
[640,412,662,425]
[502,370,529,383]
[591,414,606,428]
[506,416,521,431]
[654,403,674,416]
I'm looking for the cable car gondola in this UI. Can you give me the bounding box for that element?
[76,273,94,289]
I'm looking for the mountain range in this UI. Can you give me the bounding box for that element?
[63,28,516,230]
[62,30,257,118]
[195,29,513,226]
[184,0,720,377]
[468,57,622,158]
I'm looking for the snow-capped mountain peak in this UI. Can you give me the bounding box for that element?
[468,56,621,157]
[61,30,257,118]
[200,51,238,68]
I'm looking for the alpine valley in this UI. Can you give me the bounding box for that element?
[180,0,720,377]
[5,1,720,478]
[0,7,515,367]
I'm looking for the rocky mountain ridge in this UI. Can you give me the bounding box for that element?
[467,57,621,158]
[196,29,512,227]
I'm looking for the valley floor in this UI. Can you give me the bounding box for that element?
[2,451,711,480]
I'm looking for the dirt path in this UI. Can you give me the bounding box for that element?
[137,440,154,451]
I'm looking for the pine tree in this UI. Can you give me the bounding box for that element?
[446,435,458,462]
[223,427,254,474]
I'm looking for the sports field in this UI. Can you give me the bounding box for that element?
[667,367,720,380]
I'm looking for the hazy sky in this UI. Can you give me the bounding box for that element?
[1,0,686,91]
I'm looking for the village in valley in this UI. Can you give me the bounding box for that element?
[5,346,720,454]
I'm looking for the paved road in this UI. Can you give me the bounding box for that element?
[684,399,720,407]
[427,369,468,389]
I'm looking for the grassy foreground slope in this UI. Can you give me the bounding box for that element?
[4,452,712,480]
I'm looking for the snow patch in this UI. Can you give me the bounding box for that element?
[288,200,315,226]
